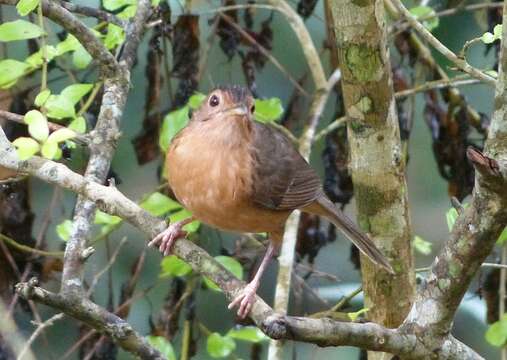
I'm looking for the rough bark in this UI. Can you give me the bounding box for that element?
[328,1,416,358]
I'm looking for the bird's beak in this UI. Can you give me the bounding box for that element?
[225,105,249,118]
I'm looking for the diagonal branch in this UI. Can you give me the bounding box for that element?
[15,279,163,360]
[389,0,496,86]
[399,0,507,354]
[0,0,118,76]
[57,1,125,27]
[59,0,151,296]
[0,113,484,360]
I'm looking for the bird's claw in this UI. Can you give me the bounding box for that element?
[228,283,258,319]
[148,222,188,256]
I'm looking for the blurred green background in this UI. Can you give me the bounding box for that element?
[2,0,501,358]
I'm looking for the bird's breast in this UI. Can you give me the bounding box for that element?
[166,124,287,233]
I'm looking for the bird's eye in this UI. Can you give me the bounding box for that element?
[250,105,255,113]
[209,95,220,107]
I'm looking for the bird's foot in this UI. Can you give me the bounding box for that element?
[148,221,188,256]
[228,281,259,319]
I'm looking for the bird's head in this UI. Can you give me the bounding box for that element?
[192,85,255,123]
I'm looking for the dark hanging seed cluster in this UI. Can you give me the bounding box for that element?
[297,0,319,19]
[423,90,486,201]
[132,4,169,164]
[212,0,274,96]
[216,0,241,60]
[172,15,200,107]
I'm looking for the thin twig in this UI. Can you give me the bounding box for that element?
[57,1,124,27]
[37,4,48,92]
[388,0,496,86]
[77,82,103,117]
[392,2,504,34]
[18,313,64,360]
[394,76,480,99]
[218,13,309,97]
[0,233,64,258]
[0,110,89,145]
[313,116,347,143]
[86,237,128,296]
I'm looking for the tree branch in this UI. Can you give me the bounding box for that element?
[0,110,89,146]
[0,0,118,76]
[60,0,151,296]
[398,1,507,355]
[15,279,163,360]
[0,123,486,359]
[389,0,496,86]
[57,1,125,27]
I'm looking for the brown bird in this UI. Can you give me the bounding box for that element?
[149,86,394,318]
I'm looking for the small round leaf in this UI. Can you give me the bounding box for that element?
[207,333,236,358]
[12,137,40,160]
[24,110,49,142]
[40,140,58,159]
[47,128,76,144]
[34,89,51,107]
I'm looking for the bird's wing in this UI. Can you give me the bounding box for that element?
[250,122,323,210]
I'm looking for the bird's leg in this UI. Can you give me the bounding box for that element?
[148,216,195,256]
[228,242,278,319]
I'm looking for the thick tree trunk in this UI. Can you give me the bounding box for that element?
[328,0,416,357]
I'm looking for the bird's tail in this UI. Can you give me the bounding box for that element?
[309,196,395,274]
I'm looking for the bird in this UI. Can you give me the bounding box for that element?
[149,85,394,319]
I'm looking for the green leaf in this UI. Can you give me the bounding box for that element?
[413,235,432,256]
[169,208,200,233]
[204,256,243,291]
[482,24,503,44]
[140,192,182,217]
[446,208,458,232]
[56,219,73,241]
[47,128,76,143]
[494,24,503,39]
[160,255,193,278]
[0,59,30,89]
[61,83,93,105]
[94,210,122,226]
[409,6,439,32]
[498,227,507,245]
[34,89,51,107]
[104,24,125,49]
[348,308,369,322]
[40,140,58,159]
[207,333,236,358]
[0,20,44,42]
[188,92,206,109]
[56,34,80,55]
[117,5,137,19]
[152,0,161,6]
[25,45,58,68]
[103,0,135,11]
[485,315,507,347]
[146,336,176,360]
[73,45,92,69]
[45,95,75,120]
[227,327,268,343]
[12,137,40,160]
[254,98,284,123]
[482,32,496,44]
[16,0,40,16]
[24,110,49,142]
[159,106,189,152]
[68,116,87,134]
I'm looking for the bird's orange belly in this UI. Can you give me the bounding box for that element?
[175,180,289,234]
[168,162,287,234]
